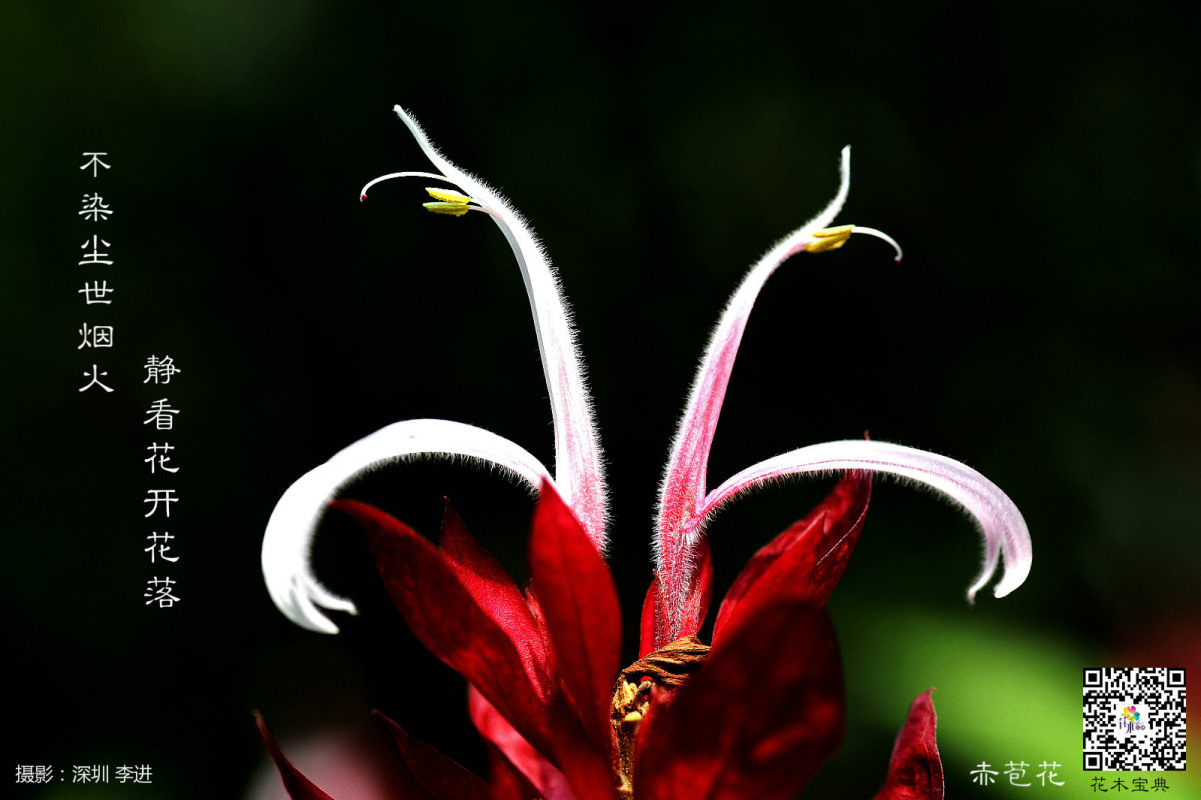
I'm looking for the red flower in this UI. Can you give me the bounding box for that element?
[258,108,1030,800]
[261,475,943,800]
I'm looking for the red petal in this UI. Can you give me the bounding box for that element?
[676,537,713,640]
[375,711,493,800]
[521,581,614,800]
[439,499,550,684]
[635,602,844,800]
[527,480,622,745]
[712,471,870,646]
[332,500,551,755]
[639,539,713,656]
[468,686,574,800]
[872,691,945,800]
[481,739,543,800]
[255,712,342,800]
[638,574,666,658]
[546,705,619,800]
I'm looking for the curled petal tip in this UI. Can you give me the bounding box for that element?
[288,574,357,635]
[360,193,367,202]
[263,468,359,634]
[701,440,1031,603]
[986,551,1032,600]
[262,419,555,634]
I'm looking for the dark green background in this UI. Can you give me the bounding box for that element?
[3,2,1198,798]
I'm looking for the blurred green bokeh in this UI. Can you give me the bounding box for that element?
[3,2,1197,799]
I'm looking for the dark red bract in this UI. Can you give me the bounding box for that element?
[259,473,945,800]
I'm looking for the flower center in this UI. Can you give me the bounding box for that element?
[610,636,711,799]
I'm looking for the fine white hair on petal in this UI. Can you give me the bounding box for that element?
[390,106,609,549]
[653,147,853,633]
[757,144,852,265]
[392,106,477,192]
[261,419,555,634]
[695,439,1032,602]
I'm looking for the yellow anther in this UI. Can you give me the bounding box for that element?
[422,201,472,217]
[807,224,855,253]
[622,711,643,724]
[425,187,473,205]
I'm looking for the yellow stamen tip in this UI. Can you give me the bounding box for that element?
[808,224,855,253]
[422,201,471,217]
[623,711,643,723]
[425,187,472,205]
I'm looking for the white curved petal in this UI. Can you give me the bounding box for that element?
[262,419,555,633]
[389,107,608,548]
[654,148,853,626]
[696,439,1031,601]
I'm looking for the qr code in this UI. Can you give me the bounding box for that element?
[1083,668,1186,771]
